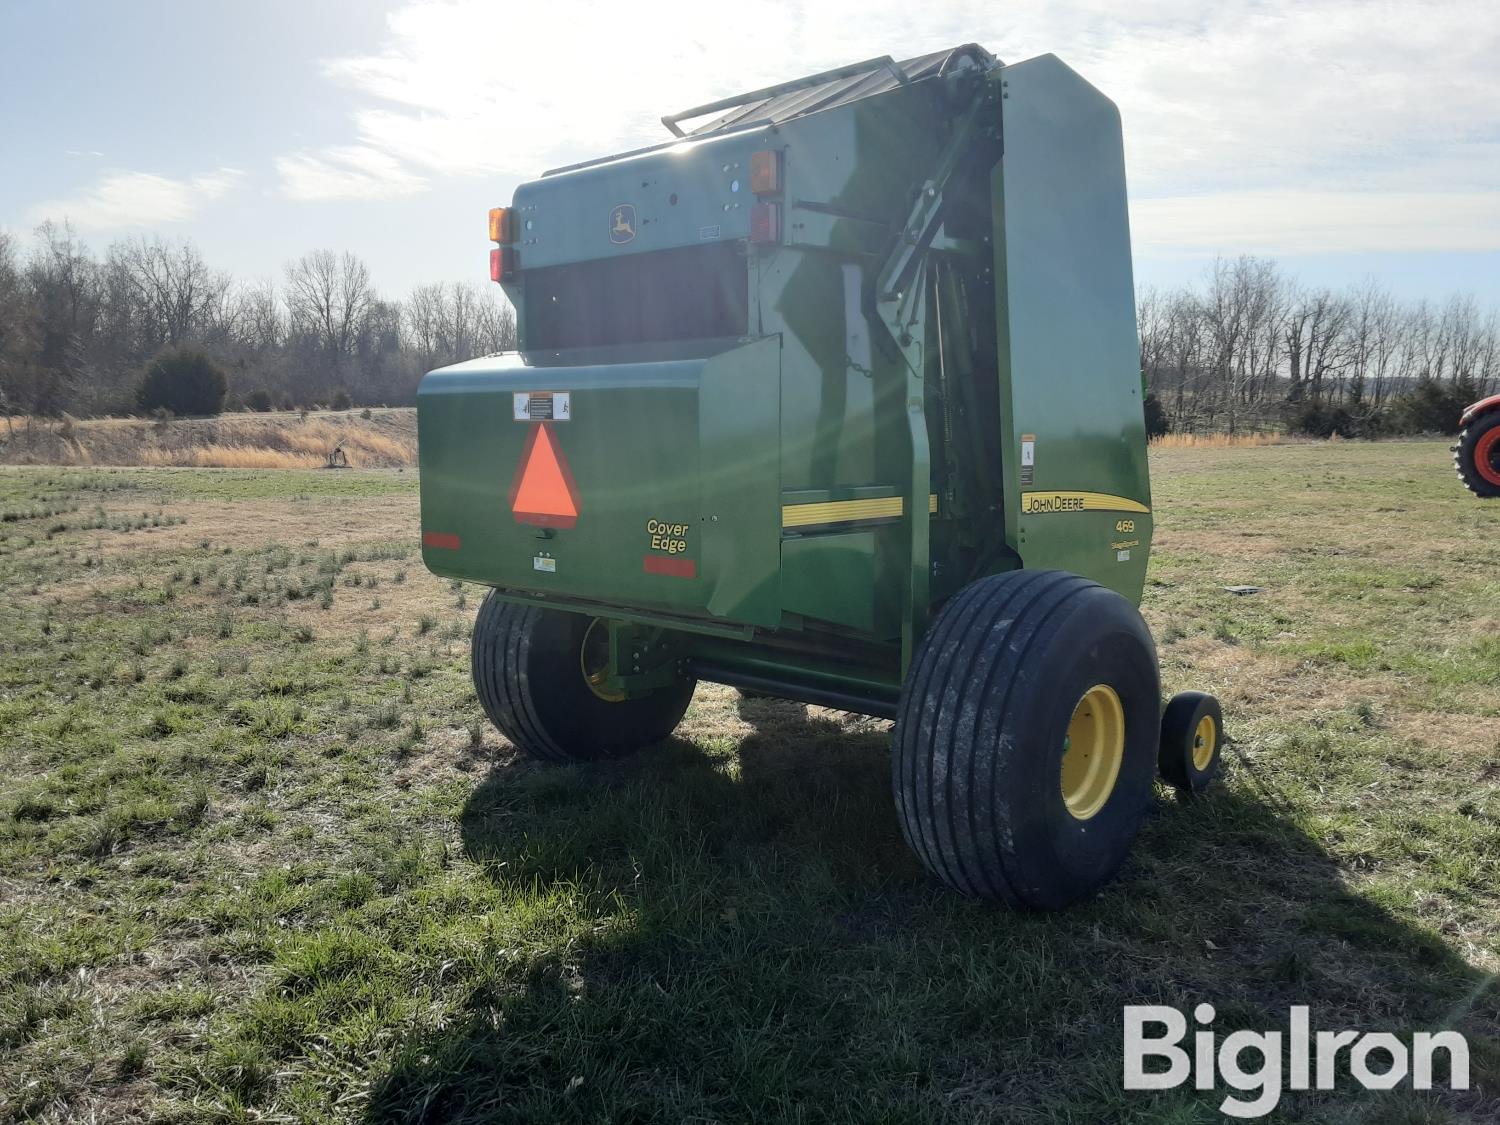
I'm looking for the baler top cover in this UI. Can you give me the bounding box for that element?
[667,44,997,138]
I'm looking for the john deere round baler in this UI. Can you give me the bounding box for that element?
[419,45,1224,908]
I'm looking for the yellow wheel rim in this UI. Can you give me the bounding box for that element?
[579,619,626,702]
[1061,684,1126,820]
[1192,714,1217,771]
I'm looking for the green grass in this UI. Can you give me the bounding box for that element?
[0,449,1497,1123]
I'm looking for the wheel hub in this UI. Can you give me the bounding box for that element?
[1061,684,1126,820]
[579,618,627,702]
[1476,428,1500,487]
[1192,714,1216,771]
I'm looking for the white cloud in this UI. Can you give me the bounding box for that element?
[276,145,428,201]
[279,0,977,194]
[27,167,244,230]
[280,0,1500,255]
[1131,191,1500,255]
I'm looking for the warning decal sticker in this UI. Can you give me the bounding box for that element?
[509,423,581,528]
[513,391,571,422]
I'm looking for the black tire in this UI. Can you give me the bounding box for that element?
[892,570,1160,910]
[471,591,694,763]
[1455,410,1500,498]
[1158,690,1224,797]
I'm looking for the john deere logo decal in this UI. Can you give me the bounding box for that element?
[609,203,636,244]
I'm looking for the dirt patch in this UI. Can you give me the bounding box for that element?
[81,494,418,557]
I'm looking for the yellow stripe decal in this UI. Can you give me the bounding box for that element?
[1020,491,1151,515]
[782,493,939,528]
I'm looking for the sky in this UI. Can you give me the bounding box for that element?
[2,0,1497,305]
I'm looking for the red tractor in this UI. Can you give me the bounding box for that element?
[1456,395,1500,498]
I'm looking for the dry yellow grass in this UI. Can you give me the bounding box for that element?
[275,420,415,466]
[1150,431,1288,449]
[0,409,417,468]
[139,444,326,469]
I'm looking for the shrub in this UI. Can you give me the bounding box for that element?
[1390,375,1483,435]
[1142,392,1169,439]
[136,349,228,417]
[1283,399,1350,438]
[1282,399,1387,439]
[245,389,273,413]
[330,389,353,411]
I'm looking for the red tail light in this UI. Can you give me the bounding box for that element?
[750,202,780,244]
[490,246,517,283]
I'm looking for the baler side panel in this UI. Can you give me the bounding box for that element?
[761,85,952,639]
[991,54,1152,602]
[699,336,783,624]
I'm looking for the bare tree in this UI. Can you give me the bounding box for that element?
[3,218,1495,426]
[284,250,373,362]
[1198,257,1286,432]
[238,280,285,353]
[403,282,445,367]
[1347,281,1402,407]
[1284,288,1350,405]
[1137,285,1169,395]
[1478,308,1500,396]
[476,290,518,353]
[1440,295,1487,393]
[403,281,517,368]
[24,221,100,414]
[0,231,32,431]
[116,236,229,349]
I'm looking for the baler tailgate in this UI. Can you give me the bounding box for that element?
[418,337,781,628]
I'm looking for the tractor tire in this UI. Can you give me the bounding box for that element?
[1158,690,1224,797]
[893,570,1160,910]
[471,591,694,763]
[1455,410,1500,498]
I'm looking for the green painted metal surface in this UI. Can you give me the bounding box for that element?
[419,337,781,627]
[514,131,761,269]
[991,55,1153,598]
[419,46,1151,713]
[781,529,904,637]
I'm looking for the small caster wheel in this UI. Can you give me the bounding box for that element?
[1158,691,1223,797]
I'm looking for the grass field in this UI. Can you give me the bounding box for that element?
[1,441,1497,1123]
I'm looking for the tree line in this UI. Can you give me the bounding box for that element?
[1140,257,1498,436]
[0,224,1495,432]
[0,222,516,418]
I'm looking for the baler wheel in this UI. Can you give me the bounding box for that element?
[1157,690,1224,797]
[471,591,694,762]
[892,570,1160,909]
[1455,410,1500,498]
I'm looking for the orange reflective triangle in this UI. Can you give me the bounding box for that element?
[509,423,580,528]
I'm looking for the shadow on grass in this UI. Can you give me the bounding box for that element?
[365,697,1498,1124]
